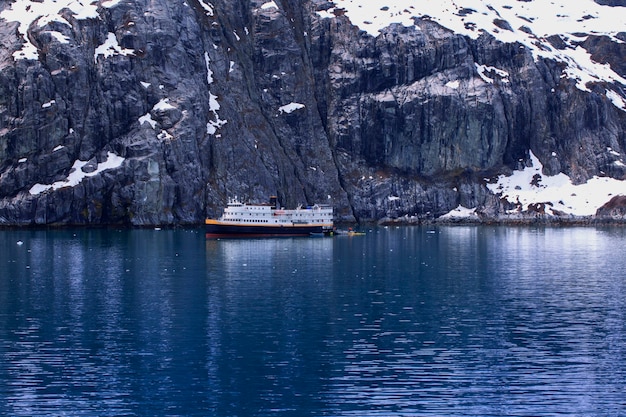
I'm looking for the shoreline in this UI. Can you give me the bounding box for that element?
[3,215,626,230]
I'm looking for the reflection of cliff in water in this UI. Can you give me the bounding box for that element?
[203,237,336,411]
[206,237,334,284]
[205,237,335,323]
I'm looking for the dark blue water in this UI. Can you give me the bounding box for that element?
[1,226,625,416]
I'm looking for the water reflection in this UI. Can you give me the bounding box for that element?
[321,227,626,416]
[204,237,335,415]
[1,227,625,416]
[0,229,212,416]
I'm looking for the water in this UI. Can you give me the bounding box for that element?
[1,226,625,416]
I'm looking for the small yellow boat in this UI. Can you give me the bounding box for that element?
[336,228,365,236]
[347,231,366,236]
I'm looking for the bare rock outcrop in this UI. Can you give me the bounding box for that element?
[0,0,624,225]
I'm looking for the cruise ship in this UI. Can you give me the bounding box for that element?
[205,196,334,237]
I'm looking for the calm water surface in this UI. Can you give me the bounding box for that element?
[1,226,625,416]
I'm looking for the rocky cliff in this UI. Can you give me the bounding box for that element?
[0,0,625,226]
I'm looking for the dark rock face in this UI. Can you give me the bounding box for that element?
[0,0,625,225]
[595,0,626,6]
[596,195,626,218]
